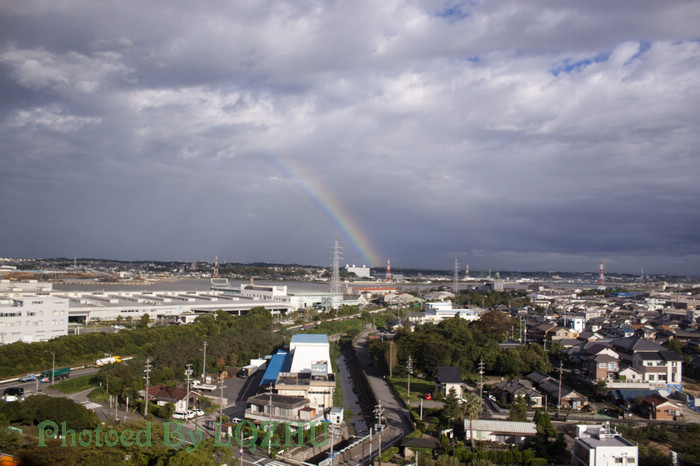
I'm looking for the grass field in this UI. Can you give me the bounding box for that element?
[388,376,436,402]
[52,374,98,394]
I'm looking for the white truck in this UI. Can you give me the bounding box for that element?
[95,356,121,367]
[237,358,266,378]
[191,379,217,391]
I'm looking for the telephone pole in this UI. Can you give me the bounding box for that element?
[266,385,274,456]
[478,359,485,403]
[185,364,193,412]
[143,358,152,417]
[557,360,563,417]
[202,341,208,380]
[374,402,385,465]
[406,355,413,405]
[389,341,393,378]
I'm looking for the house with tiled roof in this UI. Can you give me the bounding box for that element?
[435,366,463,397]
[642,393,681,420]
[526,372,588,410]
[493,378,544,408]
[632,350,683,386]
[145,384,198,413]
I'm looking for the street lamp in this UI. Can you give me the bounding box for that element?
[45,351,55,386]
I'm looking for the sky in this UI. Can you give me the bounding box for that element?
[1,1,699,275]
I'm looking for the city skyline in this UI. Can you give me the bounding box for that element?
[1,2,699,275]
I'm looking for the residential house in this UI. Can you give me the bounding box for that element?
[611,336,667,366]
[435,366,463,397]
[617,367,644,383]
[245,393,324,424]
[642,394,681,420]
[526,372,588,410]
[549,326,579,341]
[581,344,620,382]
[145,384,198,413]
[631,350,683,386]
[493,379,544,408]
[589,353,620,382]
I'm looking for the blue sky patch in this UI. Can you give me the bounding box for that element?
[432,2,470,22]
[550,51,611,76]
[624,41,651,65]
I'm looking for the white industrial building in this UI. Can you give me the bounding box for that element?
[345,265,372,279]
[417,302,484,323]
[248,334,335,424]
[0,279,360,330]
[289,334,332,374]
[571,423,638,466]
[463,419,537,445]
[0,295,68,344]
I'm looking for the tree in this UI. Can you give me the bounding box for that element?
[594,380,610,400]
[0,413,21,452]
[442,388,460,424]
[508,396,528,422]
[667,337,684,355]
[138,313,151,328]
[460,393,481,449]
[533,409,555,438]
[477,310,513,341]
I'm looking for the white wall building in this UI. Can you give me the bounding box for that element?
[273,334,336,411]
[572,424,638,466]
[345,265,371,279]
[289,334,332,374]
[423,302,483,323]
[0,296,68,344]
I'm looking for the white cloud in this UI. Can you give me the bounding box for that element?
[0,47,130,96]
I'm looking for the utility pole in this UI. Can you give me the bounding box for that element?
[45,351,55,386]
[329,424,338,466]
[218,376,227,444]
[374,403,385,465]
[406,355,413,405]
[219,376,227,425]
[202,341,208,380]
[478,359,485,404]
[266,385,273,456]
[143,358,152,417]
[389,341,393,378]
[369,427,373,465]
[185,364,193,413]
[557,360,563,417]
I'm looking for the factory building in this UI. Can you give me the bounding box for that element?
[345,265,372,279]
[0,296,68,344]
[249,334,335,424]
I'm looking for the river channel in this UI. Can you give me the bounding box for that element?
[336,348,368,435]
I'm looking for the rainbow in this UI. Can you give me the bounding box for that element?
[264,154,382,267]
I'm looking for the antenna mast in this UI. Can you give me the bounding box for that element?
[597,260,606,291]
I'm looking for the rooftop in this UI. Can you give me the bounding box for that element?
[290,334,329,344]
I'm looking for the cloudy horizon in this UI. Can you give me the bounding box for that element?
[1,1,699,275]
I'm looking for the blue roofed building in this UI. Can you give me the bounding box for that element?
[246,333,336,424]
[260,349,293,387]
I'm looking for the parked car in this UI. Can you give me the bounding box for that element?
[188,409,204,417]
[4,387,24,397]
[172,412,188,420]
[18,374,37,382]
[424,392,432,400]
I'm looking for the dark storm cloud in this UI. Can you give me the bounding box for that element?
[1,1,699,274]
